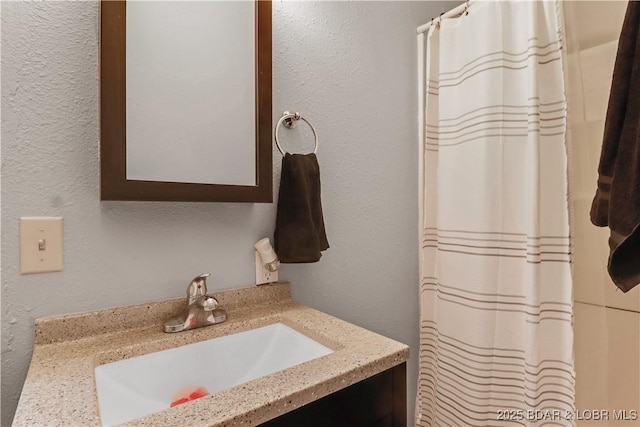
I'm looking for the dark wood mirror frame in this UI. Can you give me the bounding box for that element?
[100,1,272,202]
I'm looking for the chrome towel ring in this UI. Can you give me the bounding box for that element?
[275,111,318,155]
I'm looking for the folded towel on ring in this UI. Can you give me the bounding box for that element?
[274,153,329,263]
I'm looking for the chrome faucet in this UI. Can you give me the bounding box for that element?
[164,273,227,333]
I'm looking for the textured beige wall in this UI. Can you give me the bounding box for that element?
[565,1,640,425]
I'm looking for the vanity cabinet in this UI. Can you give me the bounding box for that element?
[261,363,407,427]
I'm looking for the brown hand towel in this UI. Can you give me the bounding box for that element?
[274,153,329,263]
[590,1,640,293]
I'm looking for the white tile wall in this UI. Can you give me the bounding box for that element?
[567,51,586,125]
[564,0,627,52]
[569,122,600,201]
[574,302,612,414]
[575,303,640,427]
[573,199,608,305]
[606,308,640,421]
[580,41,619,123]
[584,120,605,189]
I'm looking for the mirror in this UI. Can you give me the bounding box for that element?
[100,0,272,202]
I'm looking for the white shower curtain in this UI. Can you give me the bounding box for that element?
[417,2,575,426]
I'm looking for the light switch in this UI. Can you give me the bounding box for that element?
[20,217,64,274]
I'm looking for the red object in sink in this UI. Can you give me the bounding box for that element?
[170,386,210,408]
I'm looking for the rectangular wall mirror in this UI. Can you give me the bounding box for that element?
[100,0,272,202]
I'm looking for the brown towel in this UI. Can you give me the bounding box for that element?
[274,153,329,263]
[590,1,640,293]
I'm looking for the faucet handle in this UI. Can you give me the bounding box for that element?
[198,295,219,311]
[187,273,210,304]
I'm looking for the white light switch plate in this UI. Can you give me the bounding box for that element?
[20,217,64,274]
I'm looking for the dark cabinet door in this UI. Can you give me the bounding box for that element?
[260,363,407,427]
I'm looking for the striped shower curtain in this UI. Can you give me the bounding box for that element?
[417,2,575,426]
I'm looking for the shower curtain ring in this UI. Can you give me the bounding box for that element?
[436,12,443,29]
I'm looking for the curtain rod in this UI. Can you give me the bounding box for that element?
[416,1,470,34]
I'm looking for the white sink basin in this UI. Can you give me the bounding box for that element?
[94,323,333,426]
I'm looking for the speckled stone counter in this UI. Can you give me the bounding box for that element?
[12,282,409,427]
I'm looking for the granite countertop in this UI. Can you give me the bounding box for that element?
[12,282,409,427]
